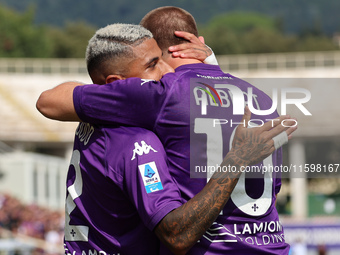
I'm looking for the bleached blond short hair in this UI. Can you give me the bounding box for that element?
[86,23,153,76]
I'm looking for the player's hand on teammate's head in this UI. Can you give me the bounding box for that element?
[168,31,212,61]
[231,106,298,167]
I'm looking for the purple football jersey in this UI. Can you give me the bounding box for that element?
[64,123,183,255]
[73,63,290,254]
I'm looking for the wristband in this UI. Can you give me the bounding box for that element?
[204,45,219,65]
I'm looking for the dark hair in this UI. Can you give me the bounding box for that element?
[140,6,198,52]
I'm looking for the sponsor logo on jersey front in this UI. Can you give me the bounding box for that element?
[131,141,157,160]
[138,161,163,194]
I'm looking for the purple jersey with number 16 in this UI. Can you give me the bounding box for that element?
[64,123,183,255]
[73,63,290,254]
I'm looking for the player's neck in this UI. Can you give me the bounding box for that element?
[168,57,202,69]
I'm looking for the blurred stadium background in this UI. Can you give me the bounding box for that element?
[0,1,340,254]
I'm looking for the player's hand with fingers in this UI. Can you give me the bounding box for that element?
[168,31,212,61]
[231,106,298,167]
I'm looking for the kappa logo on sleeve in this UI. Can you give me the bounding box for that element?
[131,141,157,160]
[141,79,155,86]
[138,161,163,194]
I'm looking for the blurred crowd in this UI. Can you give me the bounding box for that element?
[0,193,64,254]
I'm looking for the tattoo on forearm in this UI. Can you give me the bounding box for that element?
[155,124,272,253]
[155,150,243,252]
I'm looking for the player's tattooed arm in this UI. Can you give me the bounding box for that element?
[154,151,243,255]
[154,107,297,255]
[36,81,83,121]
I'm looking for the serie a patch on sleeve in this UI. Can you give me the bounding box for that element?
[138,161,164,194]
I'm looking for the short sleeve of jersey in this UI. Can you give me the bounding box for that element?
[105,128,183,231]
[73,75,175,130]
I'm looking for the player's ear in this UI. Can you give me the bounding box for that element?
[198,36,205,44]
[106,74,125,84]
